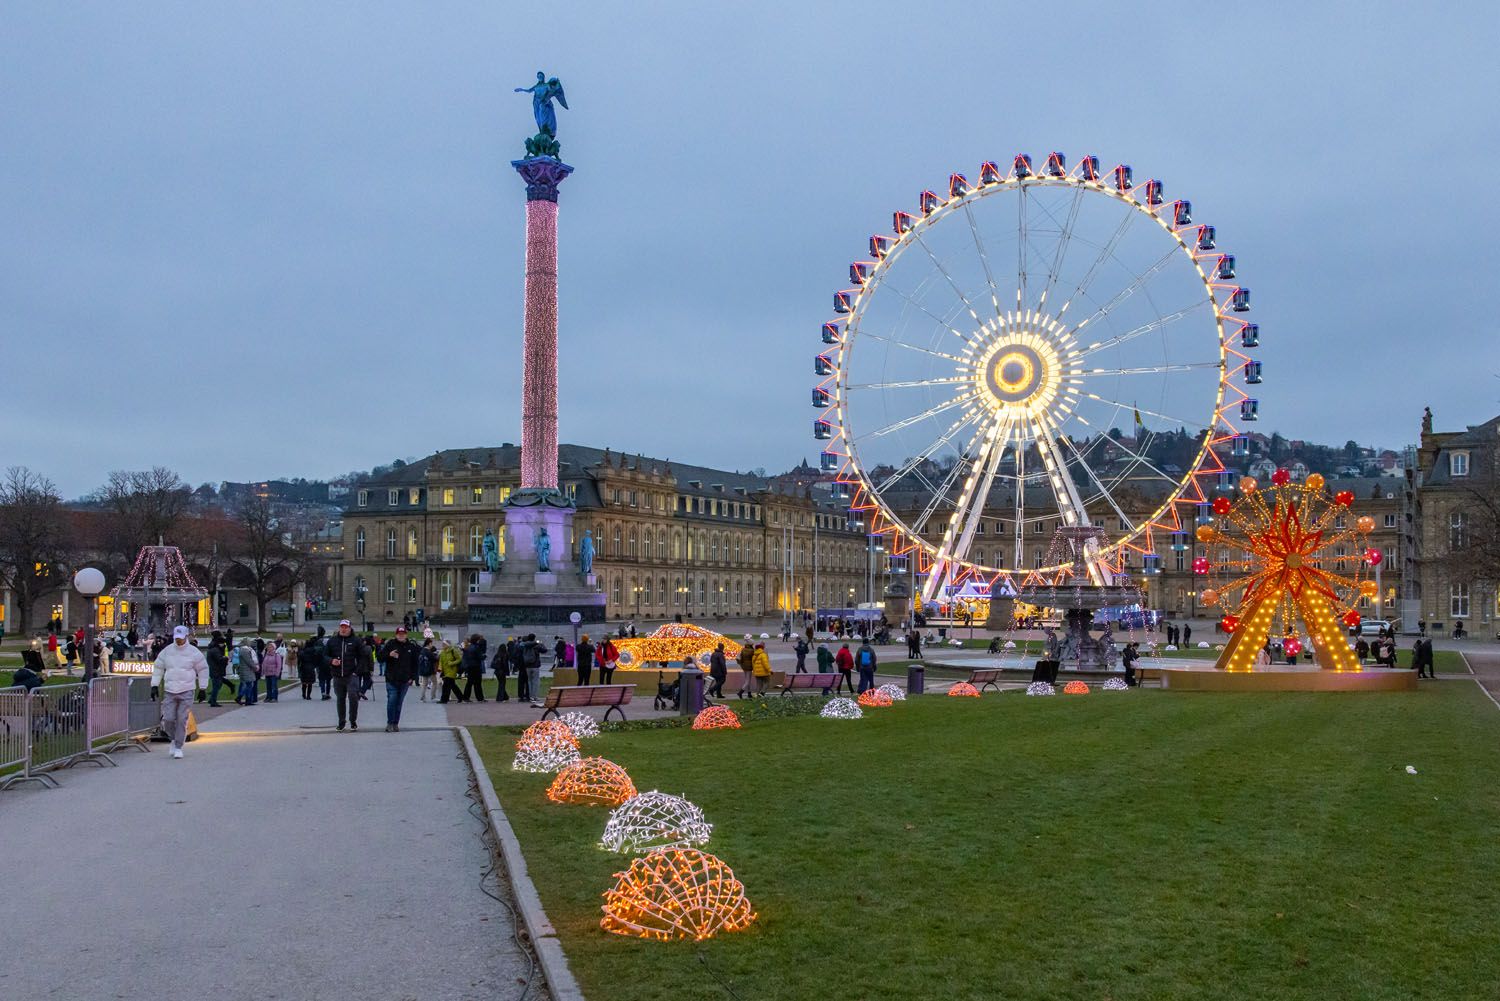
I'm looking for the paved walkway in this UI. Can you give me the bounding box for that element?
[0,687,533,1001]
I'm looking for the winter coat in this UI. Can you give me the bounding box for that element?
[300,639,326,679]
[575,641,595,673]
[816,645,834,671]
[490,647,510,677]
[751,647,771,677]
[235,645,260,684]
[206,644,229,679]
[461,642,486,677]
[259,645,283,678]
[835,646,855,672]
[709,650,727,681]
[438,646,462,680]
[324,633,369,679]
[855,643,877,671]
[380,638,420,686]
[736,646,755,672]
[151,641,209,694]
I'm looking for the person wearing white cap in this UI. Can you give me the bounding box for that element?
[151,626,209,758]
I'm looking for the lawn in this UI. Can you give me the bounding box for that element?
[474,683,1500,1001]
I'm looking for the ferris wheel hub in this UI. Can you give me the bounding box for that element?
[970,312,1074,419]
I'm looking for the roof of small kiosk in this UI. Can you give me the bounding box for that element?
[110,545,208,600]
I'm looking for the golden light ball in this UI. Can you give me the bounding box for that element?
[1356,515,1376,533]
[1200,588,1219,607]
[1304,472,1325,490]
[1359,580,1379,599]
[1195,525,1217,543]
[1239,476,1258,493]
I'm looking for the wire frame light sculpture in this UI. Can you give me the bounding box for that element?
[1101,677,1130,691]
[875,683,907,701]
[1026,681,1056,697]
[857,688,894,707]
[557,711,601,740]
[600,848,756,941]
[1062,680,1091,694]
[947,681,981,698]
[519,719,581,749]
[691,705,742,730]
[820,697,864,719]
[600,791,713,854]
[1200,473,1367,672]
[546,757,638,807]
[513,740,581,774]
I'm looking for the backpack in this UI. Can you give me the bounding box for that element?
[858,648,874,668]
[523,643,540,669]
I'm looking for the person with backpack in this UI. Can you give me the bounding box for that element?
[793,636,810,673]
[509,638,529,702]
[417,638,438,701]
[205,630,231,707]
[854,639,877,694]
[815,641,834,678]
[490,640,511,702]
[521,634,542,707]
[834,642,857,694]
[437,640,463,704]
[751,642,772,696]
[460,634,488,703]
[735,642,755,699]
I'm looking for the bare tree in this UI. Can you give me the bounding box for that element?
[92,467,193,572]
[0,467,74,633]
[176,514,243,629]
[232,495,306,629]
[1441,482,1500,589]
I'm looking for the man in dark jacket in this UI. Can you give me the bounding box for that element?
[307,625,331,699]
[707,643,727,699]
[576,635,596,687]
[205,630,231,706]
[325,620,369,732]
[489,641,511,703]
[380,626,419,731]
[509,638,529,702]
[461,634,487,703]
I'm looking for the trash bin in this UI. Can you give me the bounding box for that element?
[679,668,705,716]
[906,663,925,696]
[938,627,948,641]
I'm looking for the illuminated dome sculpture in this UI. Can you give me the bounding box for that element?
[815,153,1261,600]
[600,848,756,942]
[600,791,713,854]
[875,683,907,701]
[947,682,981,698]
[519,719,580,749]
[857,688,894,707]
[557,711,601,740]
[1201,473,1367,671]
[1026,681,1056,696]
[1062,680,1091,694]
[513,740,581,774]
[1101,677,1129,691]
[820,697,864,719]
[691,705,742,730]
[547,757,637,806]
[613,623,743,669]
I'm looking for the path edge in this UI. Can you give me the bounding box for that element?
[457,725,587,1001]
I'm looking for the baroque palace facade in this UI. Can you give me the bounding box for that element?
[334,444,871,624]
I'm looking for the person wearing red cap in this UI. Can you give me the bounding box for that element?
[380,625,419,732]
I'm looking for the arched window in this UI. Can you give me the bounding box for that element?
[406,575,417,602]
[355,527,366,558]
[697,531,707,562]
[656,529,667,559]
[643,577,653,605]
[735,579,743,608]
[733,536,742,563]
[672,531,682,560]
[385,574,395,602]
[386,528,397,558]
[611,575,622,607]
[659,577,667,610]
[710,534,719,562]
[467,571,478,594]
[699,579,707,606]
[628,528,638,559]
[439,571,453,605]
[441,525,455,559]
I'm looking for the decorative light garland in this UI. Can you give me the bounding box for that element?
[875,683,906,701]
[691,705,742,730]
[519,719,580,749]
[600,791,714,854]
[947,682,981,698]
[547,757,637,806]
[820,697,864,719]
[857,688,893,707]
[600,848,756,941]
[1026,681,1056,697]
[513,741,581,773]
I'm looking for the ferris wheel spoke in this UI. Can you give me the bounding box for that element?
[1076,303,1209,358]
[856,393,979,441]
[1071,247,1180,334]
[874,281,975,344]
[1055,202,1135,322]
[1036,184,1085,311]
[1070,413,1180,484]
[1080,393,1200,431]
[1079,361,1222,377]
[855,328,966,364]
[845,376,969,391]
[1057,433,1136,532]
[1017,184,1029,310]
[910,420,991,535]
[961,201,1004,320]
[873,409,986,494]
[912,233,984,326]
[942,417,1013,567]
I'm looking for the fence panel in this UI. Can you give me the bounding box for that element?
[127,678,163,743]
[1,686,30,777]
[26,683,90,773]
[87,677,132,749]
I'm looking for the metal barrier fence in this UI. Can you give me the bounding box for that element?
[25,683,94,775]
[87,676,132,753]
[126,678,163,743]
[1,685,32,784]
[0,679,156,792]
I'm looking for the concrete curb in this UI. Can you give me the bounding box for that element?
[457,725,587,1001]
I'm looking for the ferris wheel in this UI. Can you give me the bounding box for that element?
[813,153,1261,602]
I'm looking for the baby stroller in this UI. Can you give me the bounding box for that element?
[653,670,680,711]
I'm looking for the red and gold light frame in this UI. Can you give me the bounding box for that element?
[1200,473,1373,672]
[815,153,1260,594]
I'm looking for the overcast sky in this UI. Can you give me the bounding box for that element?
[4,1,1497,498]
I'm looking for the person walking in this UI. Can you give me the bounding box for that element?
[735,642,755,699]
[1121,641,1140,687]
[325,619,369,732]
[285,639,306,698]
[234,640,260,705]
[380,625,419,731]
[575,635,596,689]
[304,628,329,700]
[150,626,209,759]
[708,643,727,699]
[509,637,529,703]
[461,634,487,703]
[490,640,511,703]
[259,639,283,702]
[1182,624,1193,647]
[438,640,463,704]
[205,630,231,707]
[793,636,809,673]
[834,642,856,695]
[418,638,438,701]
[815,641,834,679]
[855,638,877,694]
[751,642,772,696]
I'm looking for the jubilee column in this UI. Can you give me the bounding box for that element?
[511,155,572,491]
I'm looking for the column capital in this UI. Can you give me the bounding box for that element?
[512,155,574,202]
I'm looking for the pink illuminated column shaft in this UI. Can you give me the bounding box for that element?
[520,198,559,490]
[512,155,573,491]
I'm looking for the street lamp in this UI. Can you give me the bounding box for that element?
[633,585,642,620]
[73,567,106,683]
[354,580,368,632]
[569,610,582,649]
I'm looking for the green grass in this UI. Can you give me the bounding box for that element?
[474,683,1500,1001]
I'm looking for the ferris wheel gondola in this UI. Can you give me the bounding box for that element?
[815,153,1260,602]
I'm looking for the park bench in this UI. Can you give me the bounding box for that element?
[967,668,1003,693]
[540,684,633,722]
[777,672,839,697]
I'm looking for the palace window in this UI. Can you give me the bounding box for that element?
[442,488,455,506]
[643,577,653,605]
[409,488,420,505]
[499,486,512,503]
[388,489,399,506]
[385,575,395,603]
[1384,513,1396,528]
[407,528,419,558]
[357,490,368,507]
[470,525,484,558]
[386,528,397,558]
[1450,512,1467,551]
[628,528,638,559]
[355,528,366,558]
[468,571,479,594]
[406,575,418,602]
[472,486,484,504]
[1451,583,1470,618]
[612,525,622,556]
[656,529,667,559]
[1451,451,1470,477]
[441,525,455,559]
[439,571,452,605]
